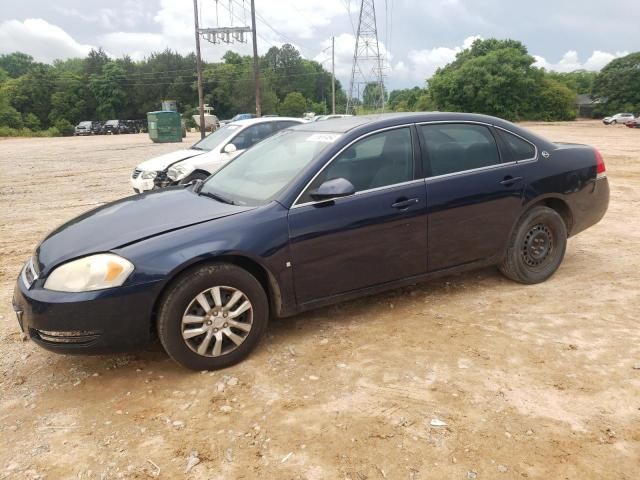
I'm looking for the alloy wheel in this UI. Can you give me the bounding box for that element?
[181,286,253,357]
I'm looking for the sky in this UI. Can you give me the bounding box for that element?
[1,0,638,91]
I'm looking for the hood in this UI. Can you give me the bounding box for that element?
[175,149,228,173]
[136,149,205,172]
[35,187,254,274]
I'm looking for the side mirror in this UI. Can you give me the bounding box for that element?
[223,143,237,154]
[309,178,356,201]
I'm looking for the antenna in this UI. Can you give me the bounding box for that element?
[346,0,386,114]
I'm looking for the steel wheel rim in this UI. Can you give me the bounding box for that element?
[521,223,554,268]
[181,286,253,357]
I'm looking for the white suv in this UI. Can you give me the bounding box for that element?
[130,117,303,193]
[603,113,635,125]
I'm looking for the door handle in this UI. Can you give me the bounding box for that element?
[500,176,523,186]
[391,198,419,209]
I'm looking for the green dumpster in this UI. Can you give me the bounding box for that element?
[147,111,182,143]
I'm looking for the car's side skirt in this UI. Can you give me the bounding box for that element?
[283,256,500,317]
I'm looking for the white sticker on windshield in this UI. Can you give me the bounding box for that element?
[307,133,341,143]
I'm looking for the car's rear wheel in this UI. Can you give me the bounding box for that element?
[499,206,567,284]
[157,263,268,370]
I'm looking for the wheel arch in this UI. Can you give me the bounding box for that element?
[521,195,574,236]
[188,169,212,179]
[149,254,283,332]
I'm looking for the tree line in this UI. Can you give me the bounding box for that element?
[1,38,639,136]
[0,45,346,137]
[386,39,640,122]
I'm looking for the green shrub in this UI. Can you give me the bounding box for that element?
[53,118,75,136]
[23,112,41,130]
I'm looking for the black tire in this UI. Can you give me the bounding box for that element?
[611,120,617,125]
[157,263,269,370]
[179,171,209,185]
[499,206,567,284]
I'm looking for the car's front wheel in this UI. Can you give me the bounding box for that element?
[611,120,617,125]
[157,263,269,370]
[499,206,567,284]
[179,171,209,185]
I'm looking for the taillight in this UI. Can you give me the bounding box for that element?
[594,149,606,177]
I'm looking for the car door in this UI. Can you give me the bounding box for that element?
[418,122,530,271]
[288,126,428,304]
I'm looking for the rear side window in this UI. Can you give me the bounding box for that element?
[274,121,300,131]
[496,129,536,162]
[419,124,500,177]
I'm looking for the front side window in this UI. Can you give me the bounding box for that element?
[299,127,413,203]
[419,124,500,177]
[496,129,536,162]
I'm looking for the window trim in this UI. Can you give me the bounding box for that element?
[291,123,417,208]
[291,120,539,208]
[492,125,538,165]
[417,121,538,180]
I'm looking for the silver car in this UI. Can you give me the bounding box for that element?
[603,113,635,125]
[74,121,93,136]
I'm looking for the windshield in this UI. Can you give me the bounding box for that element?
[200,130,340,206]
[105,120,118,126]
[191,124,240,151]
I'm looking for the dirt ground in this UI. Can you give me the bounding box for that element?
[0,122,638,479]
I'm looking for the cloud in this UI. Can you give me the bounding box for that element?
[393,35,481,84]
[534,50,629,72]
[55,2,151,30]
[98,32,167,61]
[0,18,94,62]
[149,0,350,59]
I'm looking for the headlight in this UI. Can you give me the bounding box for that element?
[167,163,194,181]
[44,254,134,292]
[140,171,157,180]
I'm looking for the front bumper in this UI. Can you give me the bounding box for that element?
[12,271,162,354]
[130,171,177,193]
[130,175,157,193]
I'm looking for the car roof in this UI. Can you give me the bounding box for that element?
[291,112,525,133]
[288,112,554,150]
[227,117,304,127]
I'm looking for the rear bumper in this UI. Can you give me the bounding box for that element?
[570,176,610,237]
[12,272,162,354]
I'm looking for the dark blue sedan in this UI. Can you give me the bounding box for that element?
[13,113,609,370]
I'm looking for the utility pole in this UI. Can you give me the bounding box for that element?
[192,0,205,139]
[250,0,262,117]
[331,36,336,114]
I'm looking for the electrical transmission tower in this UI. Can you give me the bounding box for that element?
[346,0,386,114]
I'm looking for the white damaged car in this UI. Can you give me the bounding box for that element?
[130,117,303,193]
